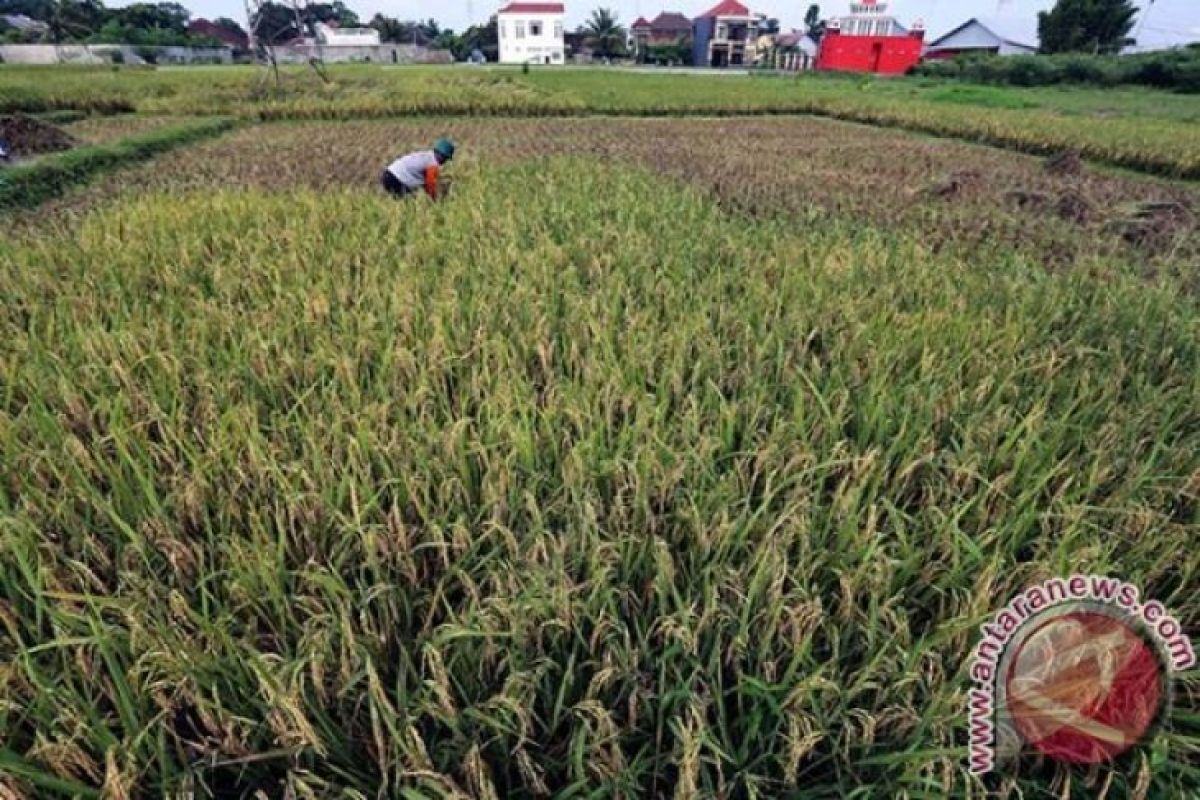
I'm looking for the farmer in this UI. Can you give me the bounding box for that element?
[381,137,455,201]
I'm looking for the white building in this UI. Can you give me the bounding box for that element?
[497,2,565,65]
[832,1,907,37]
[313,21,382,47]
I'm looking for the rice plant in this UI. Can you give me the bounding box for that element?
[2,65,1197,177]
[1,159,1196,797]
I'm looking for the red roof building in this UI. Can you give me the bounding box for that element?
[648,12,692,38]
[632,11,693,62]
[692,0,760,67]
[815,0,925,75]
[497,2,565,12]
[695,0,751,18]
[187,18,248,50]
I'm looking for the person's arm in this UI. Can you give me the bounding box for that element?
[423,165,440,199]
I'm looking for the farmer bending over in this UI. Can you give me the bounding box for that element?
[381,137,455,200]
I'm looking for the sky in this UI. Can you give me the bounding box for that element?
[115,0,1199,50]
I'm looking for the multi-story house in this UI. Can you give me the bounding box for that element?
[692,0,761,68]
[498,2,566,64]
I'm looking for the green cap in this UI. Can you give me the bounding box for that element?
[433,137,456,160]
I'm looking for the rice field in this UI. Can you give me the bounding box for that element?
[14,117,1198,283]
[61,115,194,146]
[0,70,1198,799]
[2,65,1199,176]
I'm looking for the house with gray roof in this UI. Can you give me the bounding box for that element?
[924,17,1038,60]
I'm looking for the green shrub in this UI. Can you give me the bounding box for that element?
[1059,55,1120,85]
[915,49,1200,93]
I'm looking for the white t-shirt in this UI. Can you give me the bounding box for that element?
[386,150,438,189]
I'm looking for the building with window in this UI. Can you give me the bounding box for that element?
[692,0,761,68]
[771,30,820,71]
[815,0,925,74]
[631,12,693,62]
[498,2,565,64]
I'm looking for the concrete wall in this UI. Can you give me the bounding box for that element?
[275,44,452,64]
[0,44,232,64]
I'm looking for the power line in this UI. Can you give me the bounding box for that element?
[1141,24,1199,36]
[1133,0,1155,41]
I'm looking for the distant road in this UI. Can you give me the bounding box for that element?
[460,63,754,76]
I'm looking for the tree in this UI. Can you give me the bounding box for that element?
[212,16,246,40]
[0,0,55,18]
[583,7,624,59]
[645,37,691,66]
[251,2,300,44]
[251,0,359,45]
[44,0,106,43]
[368,12,406,42]
[1038,0,1137,55]
[368,14,447,45]
[759,17,779,35]
[417,17,440,40]
[455,15,497,61]
[432,28,458,51]
[115,3,190,35]
[303,1,358,27]
[0,0,238,45]
[804,3,825,41]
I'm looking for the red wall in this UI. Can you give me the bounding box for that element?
[816,31,925,75]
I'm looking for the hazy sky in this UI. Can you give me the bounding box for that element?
[120,0,1199,49]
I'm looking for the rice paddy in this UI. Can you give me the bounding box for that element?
[0,65,1197,799]
[2,66,1198,176]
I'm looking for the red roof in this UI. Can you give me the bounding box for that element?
[187,18,248,48]
[498,2,565,12]
[650,12,692,32]
[631,16,651,27]
[695,0,751,18]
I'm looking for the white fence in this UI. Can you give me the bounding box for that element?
[0,44,232,65]
[274,44,453,65]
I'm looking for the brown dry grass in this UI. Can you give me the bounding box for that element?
[15,117,1198,278]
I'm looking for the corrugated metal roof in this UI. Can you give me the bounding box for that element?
[929,16,1038,49]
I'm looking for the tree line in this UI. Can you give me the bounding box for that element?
[0,0,1185,62]
[0,0,242,46]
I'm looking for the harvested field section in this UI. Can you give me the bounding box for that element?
[0,113,77,158]
[62,114,193,145]
[16,117,1199,277]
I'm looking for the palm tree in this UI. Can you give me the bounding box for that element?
[45,0,104,45]
[584,7,625,60]
[804,3,826,41]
